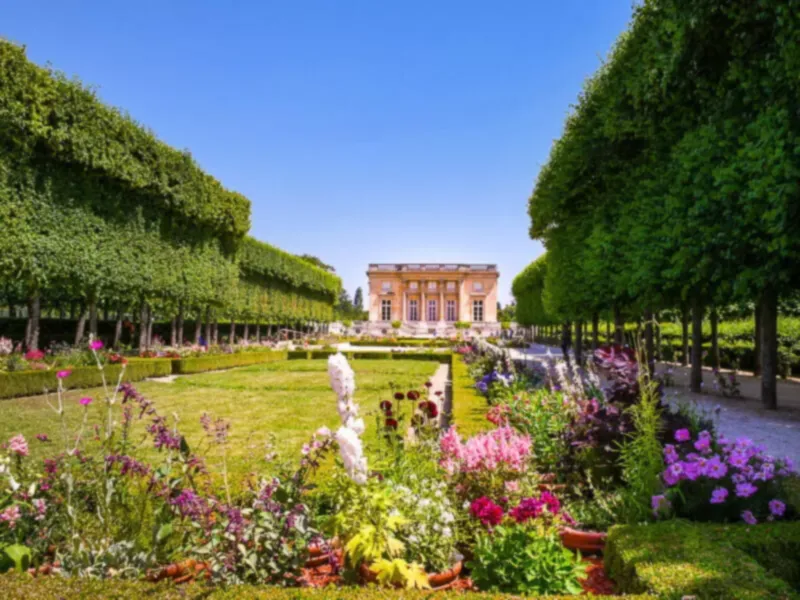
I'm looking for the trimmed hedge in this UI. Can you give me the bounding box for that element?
[288,351,311,360]
[349,339,453,348]
[0,359,172,399]
[605,520,800,599]
[451,356,490,435]
[172,351,287,374]
[0,574,643,600]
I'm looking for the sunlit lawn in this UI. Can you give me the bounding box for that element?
[0,359,438,482]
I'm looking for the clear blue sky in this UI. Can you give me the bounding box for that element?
[3,1,634,305]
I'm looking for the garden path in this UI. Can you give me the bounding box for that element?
[509,343,800,465]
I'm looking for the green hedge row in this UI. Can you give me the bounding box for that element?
[606,520,800,599]
[288,351,450,363]
[0,574,644,600]
[0,359,173,399]
[451,356,490,435]
[349,339,453,348]
[171,351,287,374]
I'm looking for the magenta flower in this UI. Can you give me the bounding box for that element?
[768,499,786,518]
[706,456,728,479]
[651,494,671,516]
[89,339,104,351]
[663,462,683,486]
[710,487,728,504]
[735,482,758,498]
[470,497,504,527]
[79,397,93,406]
[56,369,72,379]
[8,434,28,457]
[741,510,757,525]
[35,433,49,443]
[674,429,690,442]
[694,437,711,453]
[663,444,679,465]
[728,451,748,468]
[0,505,21,529]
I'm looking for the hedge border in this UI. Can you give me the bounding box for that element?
[0,359,173,400]
[288,351,451,363]
[605,520,800,599]
[171,351,287,374]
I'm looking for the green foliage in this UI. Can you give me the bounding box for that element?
[451,356,491,436]
[511,255,553,326]
[171,351,286,375]
[0,358,172,399]
[606,520,800,599]
[369,558,430,590]
[469,525,586,595]
[505,389,571,470]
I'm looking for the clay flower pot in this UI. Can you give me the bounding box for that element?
[305,543,333,568]
[560,526,607,553]
[359,561,463,590]
[146,559,210,583]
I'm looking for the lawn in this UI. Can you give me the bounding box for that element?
[0,358,439,482]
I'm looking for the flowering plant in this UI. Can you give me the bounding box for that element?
[655,429,796,524]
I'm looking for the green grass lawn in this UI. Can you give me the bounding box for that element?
[0,359,438,482]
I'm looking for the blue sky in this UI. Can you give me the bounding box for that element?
[3,1,634,305]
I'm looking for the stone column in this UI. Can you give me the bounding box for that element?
[402,290,407,323]
[421,290,426,323]
[439,283,444,322]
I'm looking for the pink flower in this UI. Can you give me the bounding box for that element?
[674,429,690,442]
[470,497,503,527]
[0,505,21,529]
[8,434,28,457]
[504,480,520,493]
[56,369,72,379]
[741,510,757,525]
[79,397,93,406]
[32,498,47,521]
[24,349,45,361]
[440,426,531,475]
[89,339,104,351]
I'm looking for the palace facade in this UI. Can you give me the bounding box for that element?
[365,263,499,336]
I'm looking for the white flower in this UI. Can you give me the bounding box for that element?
[335,426,368,485]
[345,416,366,436]
[419,498,432,509]
[442,511,455,524]
[315,426,332,438]
[408,534,419,544]
[328,353,356,400]
[442,526,452,538]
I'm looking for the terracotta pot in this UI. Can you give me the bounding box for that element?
[359,561,463,590]
[305,544,333,568]
[560,526,607,554]
[146,559,210,583]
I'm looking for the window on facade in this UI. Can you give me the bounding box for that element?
[409,281,418,290]
[446,281,456,291]
[473,281,484,292]
[428,300,438,321]
[472,300,484,322]
[381,300,392,321]
[446,300,456,321]
[381,282,392,293]
[428,281,437,291]
[408,300,418,321]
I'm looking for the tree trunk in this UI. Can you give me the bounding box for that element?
[213,320,219,345]
[230,319,236,345]
[88,296,98,337]
[25,293,41,350]
[177,303,184,347]
[146,305,154,348]
[204,308,212,347]
[113,309,123,348]
[613,306,624,345]
[591,312,599,350]
[170,317,177,347]
[754,302,762,376]
[75,305,88,346]
[690,296,704,393]
[575,320,584,366]
[710,308,720,370]
[138,302,148,349]
[681,304,690,366]
[561,322,572,365]
[760,289,778,410]
[243,322,249,343]
[644,309,655,376]
[255,323,261,343]
[194,318,202,345]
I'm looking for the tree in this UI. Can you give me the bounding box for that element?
[298,254,336,272]
[353,287,364,311]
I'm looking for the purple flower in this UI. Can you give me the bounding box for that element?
[651,494,671,517]
[694,437,711,454]
[89,339,104,351]
[56,369,72,379]
[683,461,702,481]
[768,499,786,518]
[79,397,93,406]
[663,444,679,465]
[675,429,690,442]
[710,487,728,504]
[741,510,757,525]
[735,482,758,498]
[35,433,49,443]
[755,463,775,482]
[728,451,748,468]
[663,462,683,486]
[706,456,728,479]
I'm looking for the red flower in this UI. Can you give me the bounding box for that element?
[384,409,393,417]
[24,349,45,361]
[435,390,443,397]
[424,381,433,388]
[379,400,392,412]
[418,400,438,418]
[385,418,398,429]
[470,497,504,527]
[407,390,420,401]
[394,392,405,400]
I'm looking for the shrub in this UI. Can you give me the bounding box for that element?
[171,351,286,374]
[287,351,311,360]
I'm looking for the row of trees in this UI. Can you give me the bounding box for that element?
[0,41,340,350]
[522,0,800,408]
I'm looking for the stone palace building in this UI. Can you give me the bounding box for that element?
[364,263,499,336]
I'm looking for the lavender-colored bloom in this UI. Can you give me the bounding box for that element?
[675,429,691,442]
[768,499,786,517]
[728,451,748,468]
[651,494,671,517]
[741,510,757,525]
[683,461,701,481]
[735,482,758,498]
[663,444,679,465]
[694,437,711,454]
[663,462,683,486]
[706,456,728,479]
[710,487,728,504]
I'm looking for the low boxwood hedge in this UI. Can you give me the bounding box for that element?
[0,358,173,399]
[605,519,800,599]
[287,350,310,360]
[172,351,287,374]
[349,339,452,348]
[0,574,645,600]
